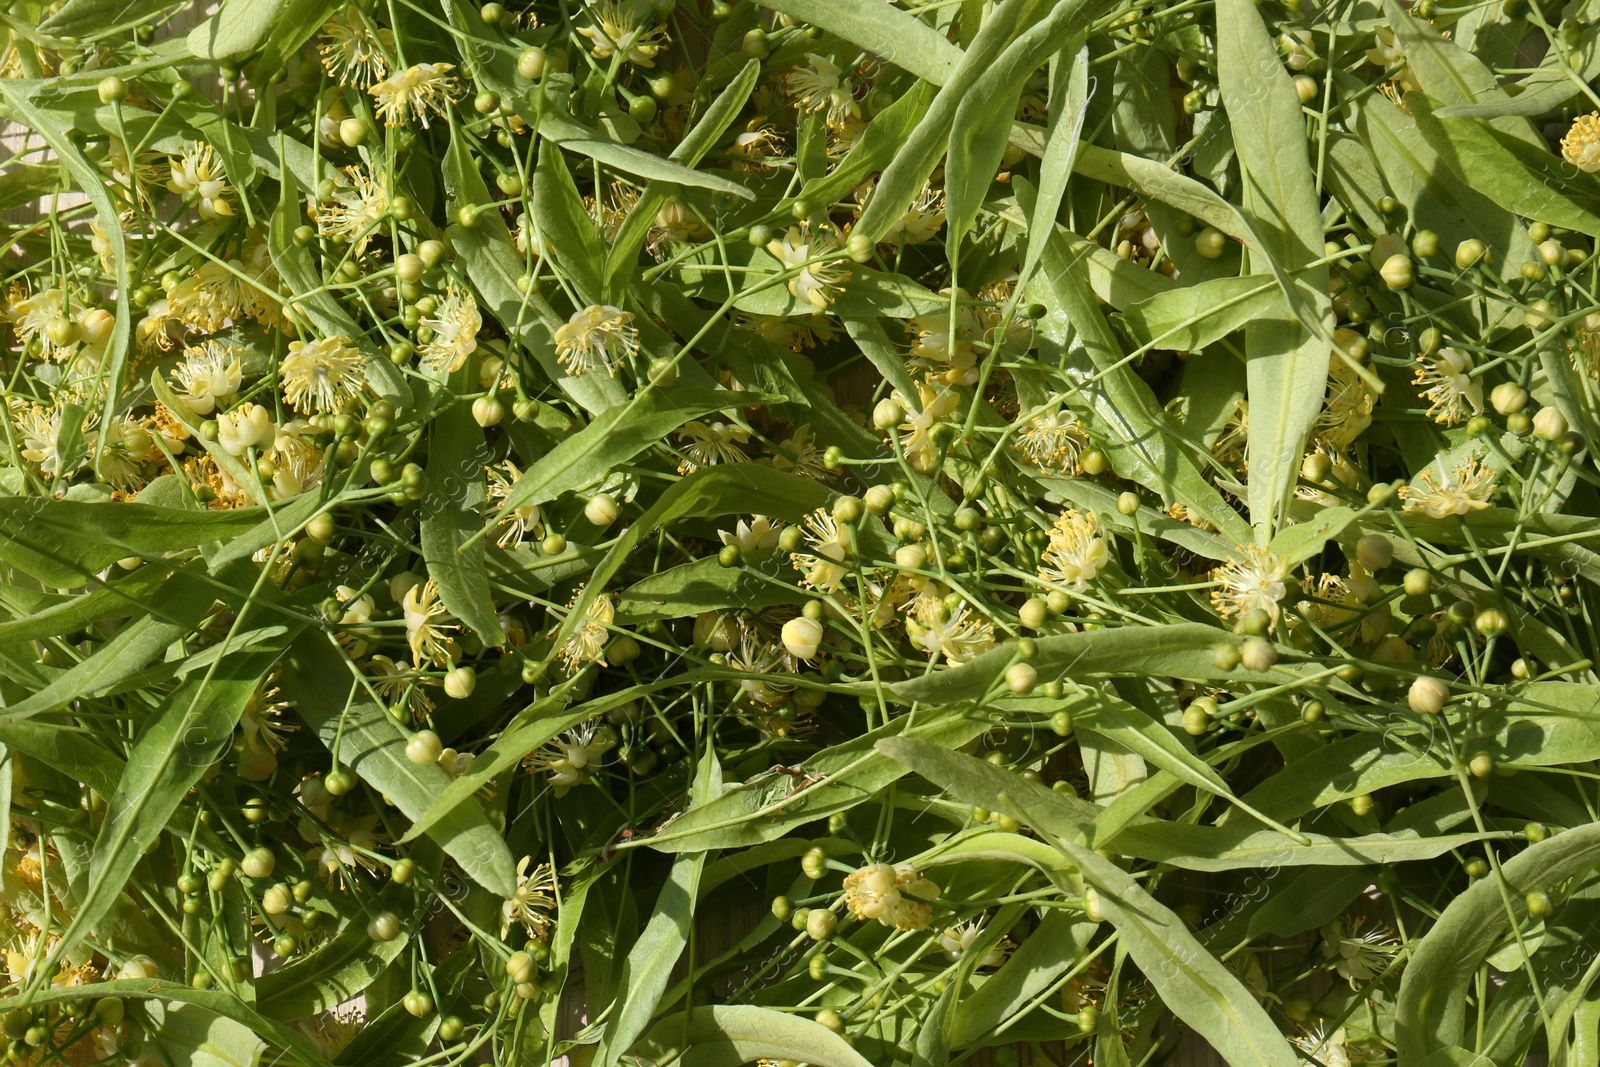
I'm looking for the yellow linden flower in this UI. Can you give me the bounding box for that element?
[419,285,482,375]
[789,507,852,592]
[1560,112,1600,173]
[1401,455,1498,518]
[1413,346,1483,426]
[318,5,393,88]
[554,304,638,377]
[677,420,750,473]
[1210,545,1291,624]
[1014,408,1088,471]
[766,224,850,311]
[167,141,234,220]
[1038,509,1109,590]
[784,53,858,123]
[501,857,558,938]
[369,62,459,128]
[280,336,365,414]
[556,590,615,674]
[842,862,940,930]
[170,341,242,415]
[576,1,669,67]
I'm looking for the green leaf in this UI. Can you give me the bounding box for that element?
[1071,144,1256,250]
[951,911,1099,1045]
[1267,505,1358,567]
[631,1005,876,1067]
[256,892,413,1019]
[1020,42,1090,288]
[1342,71,1536,283]
[278,632,517,898]
[1215,0,1331,539]
[144,999,267,1067]
[1410,94,1600,239]
[855,0,1047,243]
[945,23,1051,254]
[421,381,503,647]
[1396,823,1600,1062]
[0,721,122,798]
[1244,866,1372,939]
[0,162,64,213]
[1113,821,1510,872]
[533,138,608,300]
[40,0,173,34]
[616,555,803,622]
[595,853,706,1067]
[1434,29,1600,121]
[187,0,286,59]
[1239,683,1600,822]
[0,742,12,864]
[797,81,936,215]
[754,0,960,85]
[0,564,225,725]
[878,738,1300,1067]
[1379,0,1541,146]
[1114,275,1291,354]
[1414,1049,1498,1067]
[488,388,771,528]
[887,623,1231,706]
[1032,473,1235,561]
[0,565,166,644]
[25,621,303,993]
[0,979,327,1064]
[539,111,757,200]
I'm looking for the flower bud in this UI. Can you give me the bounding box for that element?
[472,397,505,427]
[863,485,895,515]
[1240,637,1277,672]
[262,883,293,915]
[1194,226,1227,259]
[1355,534,1393,572]
[1533,406,1569,441]
[407,730,444,764]
[895,543,926,570]
[444,666,476,699]
[1490,382,1528,415]
[1379,253,1413,290]
[1455,238,1487,270]
[801,846,828,879]
[1019,597,1048,630]
[806,908,837,940]
[1408,676,1449,715]
[117,955,160,980]
[506,951,536,984]
[585,493,620,526]
[240,847,276,880]
[1005,662,1037,695]
[782,616,825,660]
[367,911,401,942]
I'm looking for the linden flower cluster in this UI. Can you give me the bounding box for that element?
[842,863,941,931]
